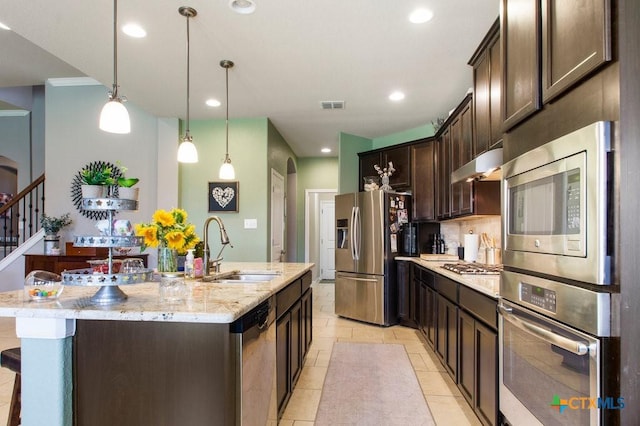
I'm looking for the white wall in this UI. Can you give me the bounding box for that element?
[44,80,179,268]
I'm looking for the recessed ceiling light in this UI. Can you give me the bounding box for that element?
[321,148,331,153]
[206,99,221,107]
[389,91,405,101]
[409,8,434,24]
[0,22,10,31]
[122,23,146,38]
[229,0,256,14]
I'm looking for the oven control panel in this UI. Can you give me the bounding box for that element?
[520,283,557,313]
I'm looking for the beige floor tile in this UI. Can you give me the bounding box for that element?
[426,395,482,426]
[312,325,352,339]
[416,370,461,397]
[295,366,328,390]
[280,388,322,422]
[314,349,333,367]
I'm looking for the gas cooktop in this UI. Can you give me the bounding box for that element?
[441,262,503,275]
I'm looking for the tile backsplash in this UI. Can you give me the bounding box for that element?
[440,216,501,263]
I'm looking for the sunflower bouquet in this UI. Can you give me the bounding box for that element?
[134,208,199,254]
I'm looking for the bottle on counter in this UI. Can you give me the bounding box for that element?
[193,257,203,278]
[185,249,195,279]
[431,234,439,254]
[438,235,446,255]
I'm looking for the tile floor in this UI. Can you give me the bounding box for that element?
[280,282,482,425]
[0,282,482,425]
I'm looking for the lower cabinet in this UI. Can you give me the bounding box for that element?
[400,262,498,426]
[276,271,312,418]
[436,293,458,379]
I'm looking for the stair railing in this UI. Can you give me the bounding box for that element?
[0,174,45,258]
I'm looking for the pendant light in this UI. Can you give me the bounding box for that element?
[177,6,198,163]
[99,0,131,134]
[219,60,235,179]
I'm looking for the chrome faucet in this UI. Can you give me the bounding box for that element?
[203,216,232,275]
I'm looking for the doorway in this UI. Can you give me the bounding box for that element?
[305,189,337,281]
[319,199,335,280]
[270,169,285,262]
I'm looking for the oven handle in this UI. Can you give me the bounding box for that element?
[498,304,589,356]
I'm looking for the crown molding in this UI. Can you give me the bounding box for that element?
[0,110,29,117]
[46,77,102,87]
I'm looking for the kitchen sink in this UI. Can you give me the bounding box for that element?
[201,270,282,283]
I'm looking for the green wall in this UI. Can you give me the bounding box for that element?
[338,132,371,194]
[179,118,270,262]
[372,123,435,149]
[338,123,436,193]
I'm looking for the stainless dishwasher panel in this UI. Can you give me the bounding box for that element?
[335,271,385,325]
[230,295,277,426]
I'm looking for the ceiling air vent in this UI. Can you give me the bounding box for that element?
[321,101,345,110]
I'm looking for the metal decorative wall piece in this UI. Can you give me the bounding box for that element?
[208,181,238,212]
[71,161,123,220]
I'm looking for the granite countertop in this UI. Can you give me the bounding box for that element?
[396,256,500,299]
[0,262,314,324]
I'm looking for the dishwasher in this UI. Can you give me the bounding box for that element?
[229,295,277,426]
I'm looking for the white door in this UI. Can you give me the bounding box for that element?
[271,169,285,262]
[320,199,336,280]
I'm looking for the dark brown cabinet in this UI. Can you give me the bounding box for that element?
[436,293,458,379]
[301,288,313,356]
[501,0,611,131]
[384,145,411,189]
[501,0,541,130]
[450,98,474,217]
[470,19,502,155]
[402,262,499,425]
[541,0,612,103]
[25,253,148,275]
[397,261,417,328]
[436,130,451,219]
[276,271,312,418]
[411,139,437,221]
[434,274,459,379]
[358,151,382,191]
[458,285,498,426]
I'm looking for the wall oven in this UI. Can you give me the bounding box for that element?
[502,121,613,285]
[499,271,620,426]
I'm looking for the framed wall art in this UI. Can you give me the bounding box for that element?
[208,181,239,212]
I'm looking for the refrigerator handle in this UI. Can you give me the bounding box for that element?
[350,207,357,260]
[354,206,361,260]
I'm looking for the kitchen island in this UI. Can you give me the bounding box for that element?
[0,261,313,426]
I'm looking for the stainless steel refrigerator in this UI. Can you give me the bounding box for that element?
[335,190,410,326]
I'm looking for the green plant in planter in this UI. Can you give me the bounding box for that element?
[81,166,115,186]
[116,163,139,188]
[40,213,72,235]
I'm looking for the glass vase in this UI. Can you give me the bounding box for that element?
[157,246,178,273]
[380,174,392,191]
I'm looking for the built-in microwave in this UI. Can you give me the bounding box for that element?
[502,121,613,285]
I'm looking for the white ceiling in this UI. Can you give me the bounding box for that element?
[0,1,499,157]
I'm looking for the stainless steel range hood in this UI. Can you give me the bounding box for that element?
[451,148,503,183]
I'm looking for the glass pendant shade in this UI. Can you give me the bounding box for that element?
[219,60,235,179]
[99,99,130,134]
[219,159,235,179]
[101,0,130,134]
[177,137,198,163]
[178,6,198,163]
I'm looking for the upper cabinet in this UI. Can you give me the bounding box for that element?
[383,145,411,189]
[469,19,502,156]
[541,0,612,103]
[412,140,437,222]
[358,151,382,191]
[501,0,541,131]
[358,145,411,191]
[501,0,612,131]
